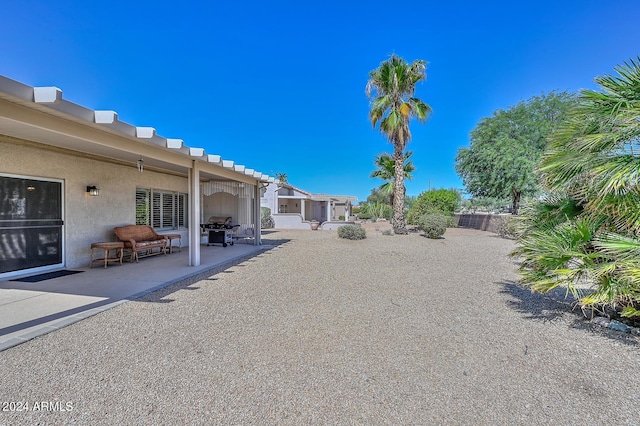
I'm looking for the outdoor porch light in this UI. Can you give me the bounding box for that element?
[137,157,144,173]
[86,185,100,196]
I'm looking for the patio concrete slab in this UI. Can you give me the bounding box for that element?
[0,242,266,351]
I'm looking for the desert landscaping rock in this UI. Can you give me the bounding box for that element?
[1,228,638,425]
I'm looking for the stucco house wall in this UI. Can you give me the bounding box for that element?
[1,137,188,269]
[272,214,312,230]
[260,182,356,229]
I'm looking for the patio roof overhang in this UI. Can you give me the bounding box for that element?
[0,76,275,185]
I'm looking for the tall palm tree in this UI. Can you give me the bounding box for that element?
[514,57,640,318]
[367,55,432,234]
[370,151,416,207]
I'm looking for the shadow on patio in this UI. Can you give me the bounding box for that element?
[0,235,291,351]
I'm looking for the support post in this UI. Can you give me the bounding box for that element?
[254,183,261,245]
[188,161,201,266]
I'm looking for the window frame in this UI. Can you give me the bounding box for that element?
[136,188,188,230]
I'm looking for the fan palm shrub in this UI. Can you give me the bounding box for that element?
[514,57,640,319]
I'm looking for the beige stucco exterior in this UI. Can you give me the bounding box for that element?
[0,73,275,277]
[1,136,188,269]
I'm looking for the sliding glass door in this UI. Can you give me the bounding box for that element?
[0,174,64,275]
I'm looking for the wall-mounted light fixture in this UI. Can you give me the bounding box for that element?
[86,185,100,196]
[137,157,144,173]
[27,185,36,191]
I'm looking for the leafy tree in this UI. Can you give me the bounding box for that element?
[365,187,392,205]
[404,195,417,212]
[367,55,432,234]
[455,91,576,214]
[514,58,640,318]
[370,151,415,207]
[407,188,461,224]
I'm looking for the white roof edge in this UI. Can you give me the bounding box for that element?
[33,86,62,103]
[136,127,156,138]
[189,147,205,157]
[0,74,270,183]
[166,138,183,149]
[206,154,221,164]
[0,75,33,100]
[94,110,118,124]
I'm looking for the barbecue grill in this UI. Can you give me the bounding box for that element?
[200,216,239,247]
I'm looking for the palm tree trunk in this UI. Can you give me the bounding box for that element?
[393,144,407,234]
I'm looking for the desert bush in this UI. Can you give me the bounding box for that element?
[497,215,524,239]
[338,225,366,240]
[261,207,274,229]
[408,207,457,228]
[418,213,448,239]
[359,202,392,221]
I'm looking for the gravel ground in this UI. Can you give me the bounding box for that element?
[1,227,638,425]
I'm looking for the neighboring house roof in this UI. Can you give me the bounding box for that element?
[272,181,357,203]
[0,75,275,185]
[309,194,358,203]
[275,181,312,198]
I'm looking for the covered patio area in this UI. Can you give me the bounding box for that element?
[0,74,276,282]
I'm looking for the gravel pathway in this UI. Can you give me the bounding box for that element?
[1,228,638,425]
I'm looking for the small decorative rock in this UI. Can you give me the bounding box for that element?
[591,316,636,334]
[608,320,631,333]
[592,316,610,327]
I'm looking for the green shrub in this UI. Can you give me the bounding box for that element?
[261,207,274,229]
[418,213,448,239]
[407,189,461,224]
[358,212,372,220]
[407,206,456,227]
[338,225,366,240]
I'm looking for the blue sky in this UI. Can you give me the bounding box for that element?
[2,1,639,202]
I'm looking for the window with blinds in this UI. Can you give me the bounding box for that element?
[135,189,150,225]
[136,188,188,229]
